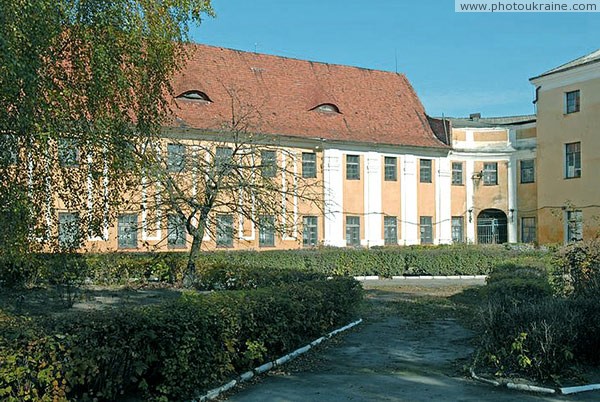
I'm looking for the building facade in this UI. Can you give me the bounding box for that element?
[531,49,600,244]
[47,44,563,252]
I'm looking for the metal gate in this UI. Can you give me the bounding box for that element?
[477,210,508,244]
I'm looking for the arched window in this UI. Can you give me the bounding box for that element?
[176,90,212,102]
[312,103,340,114]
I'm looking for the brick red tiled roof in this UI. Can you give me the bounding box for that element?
[169,44,448,149]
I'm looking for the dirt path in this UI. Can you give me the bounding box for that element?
[226,280,598,402]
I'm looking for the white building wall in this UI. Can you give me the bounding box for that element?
[323,148,345,247]
[436,157,452,244]
[363,152,384,247]
[401,154,419,245]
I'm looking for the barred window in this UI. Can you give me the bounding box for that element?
[521,217,536,244]
[346,216,360,246]
[303,216,318,247]
[451,216,464,243]
[420,159,432,183]
[384,216,397,245]
[302,152,317,178]
[483,162,498,185]
[420,216,433,244]
[384,157,397,181]
[346,155,360,180]
[452,162,463,185]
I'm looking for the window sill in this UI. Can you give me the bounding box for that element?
[564,176,582,180]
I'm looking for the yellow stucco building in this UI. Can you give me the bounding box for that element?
[47,44,600,251]
[531,49,600,244]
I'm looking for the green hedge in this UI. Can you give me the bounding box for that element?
[0,244,555,288]
[0,277,362,401]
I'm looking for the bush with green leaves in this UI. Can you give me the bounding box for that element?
[555,239,600,298]
[0,277,362,401]
[474,253,600,382]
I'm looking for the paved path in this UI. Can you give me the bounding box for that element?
[227,280,599,402]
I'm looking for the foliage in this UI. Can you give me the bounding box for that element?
[0,278,362,401]
[555,239,600,298]
[195,263,326,290]
[0,245,555,289]
[0,0,214,256]
[473,254,600,382]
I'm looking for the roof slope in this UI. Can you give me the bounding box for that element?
[445,115,536,128]
[531,48,600,80]
[169,44,448,149]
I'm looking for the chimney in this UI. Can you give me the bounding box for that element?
[469,113,481,121]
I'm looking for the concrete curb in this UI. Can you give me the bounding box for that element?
[470,368,600,396]
[358,275,488,281]
[192,318,363,401]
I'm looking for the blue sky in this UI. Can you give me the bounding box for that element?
[191,0,600,117]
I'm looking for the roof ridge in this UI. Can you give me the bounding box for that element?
[185,42,407,77]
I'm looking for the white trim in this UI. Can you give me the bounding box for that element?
[436,158,452,244]
[362,152,383,247]
[323,149,345,247]
[531,62,600,91]
[507,157,518,243]
[401,155,419,245]
[465,160,476,243]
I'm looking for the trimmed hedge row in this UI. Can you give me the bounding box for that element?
[1,245,555,287]
[0,277,362,401]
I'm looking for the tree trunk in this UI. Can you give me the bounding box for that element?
[183,221,205,288]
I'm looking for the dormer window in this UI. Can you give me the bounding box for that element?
[312,103,340,114]
[176,90,211,103]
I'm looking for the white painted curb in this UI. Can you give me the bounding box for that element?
[359,275,488,281]
[561,384,600,395]
[471,369,600,396]
[507,382,555,394]
[192,318,363,402]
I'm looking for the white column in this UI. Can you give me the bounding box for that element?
[466,160,476,243]
[401,155,419,245]
[323,149,345,247]
[363,152,383,247]
[436,158,452,244]
[507,157,518,243]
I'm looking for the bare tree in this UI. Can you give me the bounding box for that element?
[141,97,323,284]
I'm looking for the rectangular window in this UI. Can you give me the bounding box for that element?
[261,150,276,178]
[565,142,581,178]
[452,162,463,185]
[346,216,360,246]
[566,90,580,114]
[58,212,80,249]
[451,216,464,243]
[567,210,583,242]
[302,152,317,178]
[383,216,398,245]
[346,155,360,180]
[58,138,79,167]
[520,159,535,184]
[483,162,498,185]
[420,216,433,244]
[0,134,18,166]
[118,213,138,249]
[521,217,537,244]
[384,157,397,181]
[216,214,234,248]
[420,159,432,183]
[302,216,318,247]
[167,214,186,248]
[259,215,275,247]
[215,146,233,173]
[167,143,186,172]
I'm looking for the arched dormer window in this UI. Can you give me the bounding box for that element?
[312,103,340,114]
[176,90,212,103]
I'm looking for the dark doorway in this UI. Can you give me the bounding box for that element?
[477,209,508,244]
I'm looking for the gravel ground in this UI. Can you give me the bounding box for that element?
[224,279,600,402]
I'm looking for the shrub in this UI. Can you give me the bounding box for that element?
[0,278,362,401]
[485,262,554,303]
[476,297,579,380]
[555,239,600,298]
[195,263,326,290]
